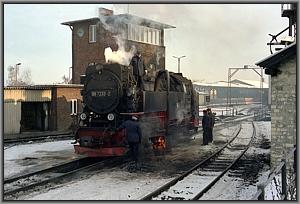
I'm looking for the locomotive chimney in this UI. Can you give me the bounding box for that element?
[98,7,114,16]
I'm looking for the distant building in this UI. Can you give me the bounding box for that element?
[62,8,175,84]
[4,85,83,138]
[193,79,269,105]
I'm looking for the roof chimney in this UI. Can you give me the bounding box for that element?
[99,8,113,16]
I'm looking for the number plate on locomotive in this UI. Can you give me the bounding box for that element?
[91,90,111,97]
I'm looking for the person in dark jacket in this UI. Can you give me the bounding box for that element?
[202,110,209,145]
[119,115,142,169]
[130,51,145,88]
[207,108,215,143]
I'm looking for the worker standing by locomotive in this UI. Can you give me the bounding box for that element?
[130,51,145,88]
[207,108,215,143]
[118,115,142,171]
[202,110,209,145]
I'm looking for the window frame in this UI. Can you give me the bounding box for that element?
[127,24,162,46]
[70,99,78,116]
[89,25,97,43]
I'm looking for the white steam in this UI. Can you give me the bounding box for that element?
[98,11,138,66]
[104,47,135,66]
[104,35,136,66]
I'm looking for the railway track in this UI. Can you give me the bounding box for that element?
[4,157,121,199]
[4,133,73,145]
[141,122,256,200]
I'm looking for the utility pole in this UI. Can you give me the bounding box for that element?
[172,55,186,73]
[69,67,72,84]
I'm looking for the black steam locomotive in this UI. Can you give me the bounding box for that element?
[74,63,199,157]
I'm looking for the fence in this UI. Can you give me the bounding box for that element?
[253,109,270,121]
[253,146,296,200]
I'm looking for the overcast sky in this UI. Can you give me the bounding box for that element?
[4,4,288,85]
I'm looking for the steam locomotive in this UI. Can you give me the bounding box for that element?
[74,63,199,157]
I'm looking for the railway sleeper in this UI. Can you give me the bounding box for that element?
[213,159,233,163]
[201,166,227,172]
[208,162,232,166]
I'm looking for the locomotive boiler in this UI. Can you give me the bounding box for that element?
[74,63,199,157]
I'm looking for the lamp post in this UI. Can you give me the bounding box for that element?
[172,55,186,73]
[15,63,21,84]
[69,67,72,84]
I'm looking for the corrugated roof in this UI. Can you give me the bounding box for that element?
[4,84,83,90]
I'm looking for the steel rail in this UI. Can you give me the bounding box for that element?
[3,157,121,198]
[4,157,89,184]
[4,134,73,144]
[192,122,256,200]
[141,124,242,200]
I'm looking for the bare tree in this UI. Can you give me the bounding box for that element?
[6,65,16,86]
[61,75,70,84]
[20,68,33,85]
[6,65,34,86]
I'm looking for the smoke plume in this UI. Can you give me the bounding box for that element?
[98,11,138,66]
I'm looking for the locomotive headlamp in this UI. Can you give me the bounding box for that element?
[80,113,87,120]
[107,113,115,121]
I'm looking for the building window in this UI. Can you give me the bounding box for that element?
[127,24,161,45]
[70,99,78,115]
[89,25,97,43]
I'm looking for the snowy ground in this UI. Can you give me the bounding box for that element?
[4,121,273,200]
[200,121,272,200]
[4,139,81,179]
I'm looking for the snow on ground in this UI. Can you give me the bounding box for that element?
[4,139,79,179]
[200,170,270,200]
[19,168,173,200]
[255,121,271,140]
[5,121,274,200]
[153,173,217,200]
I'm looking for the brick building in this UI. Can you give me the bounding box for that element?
[62,8,175,84]
[256,43,296,170]
[256,4,296,171]
[4,85,83,138]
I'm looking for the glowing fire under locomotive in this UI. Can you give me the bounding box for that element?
[74,63,199,157]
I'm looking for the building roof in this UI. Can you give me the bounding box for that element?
[195,90,208,95]
[61,17,100,26]
[4,84,83,90]
[256,42,296,69]
[61,14,175,29]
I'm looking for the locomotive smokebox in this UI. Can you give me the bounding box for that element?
[82,63,123,114]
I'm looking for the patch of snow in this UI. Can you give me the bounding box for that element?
[4,139,76,179]
[19,168,173,200]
